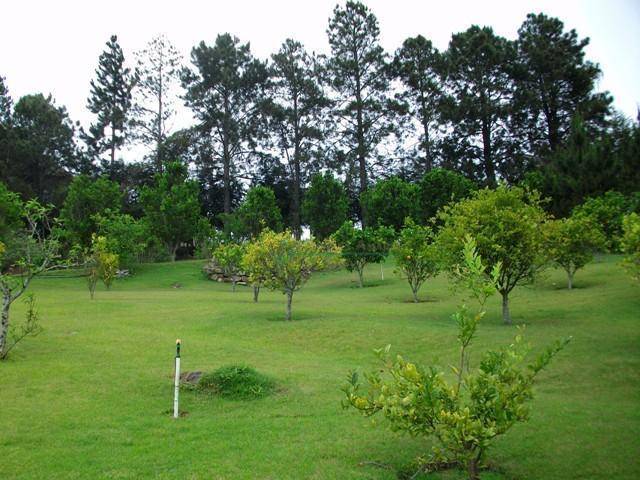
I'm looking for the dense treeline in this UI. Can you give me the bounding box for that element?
[1,1,639,249]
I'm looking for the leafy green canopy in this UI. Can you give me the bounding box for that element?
[360,176,419,231]
[302,172,348,241]
[333,221,395,287]
[544,215,606,289]
[60,175,123,248]
[391,218,441,302]
[243,230,326,320]
[437,185,548,324]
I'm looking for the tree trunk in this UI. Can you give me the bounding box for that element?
[411,284,419,303]
[285,290,293,321]
[567,269,574,290]
[253,285,260,303]
[481,114,496,188]
[222,97,232,215]
[355,71,368,227]
[501,291,512,325]
[357,268,364,288]
[467,456,480,480]
[170,244,178,262]
[0,294,11,358]
[232,280,236,292]
[291,96,302,240]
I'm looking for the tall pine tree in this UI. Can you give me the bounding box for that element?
[182,34,269,216]
[440,26,516,186]
[131,34,182,171]
[327,1,399,224]
[393,35,444,178]
[267,39,331,238]
[85,35,136,171]
[515,13,611,156]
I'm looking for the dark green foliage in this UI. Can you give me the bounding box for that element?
[327,1,400,221]
[85,35,136,169]
[531,115,640,216]
[197,365,276,400]
[6,94,78,205]
[440,26,516,186]
[232,186,283,239]
[359,176,419,231]
[302,172,349,240]
[418,168,477,224]
[182,34,269,215]
[60,175,123,248]
[393,35,443,176]
[94,212,150,269]
[0,182,22,239]
[514,13,611,155]
[268,39,331,239]
[140,161,209,260]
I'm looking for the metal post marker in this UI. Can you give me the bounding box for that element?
[173,339,181,419]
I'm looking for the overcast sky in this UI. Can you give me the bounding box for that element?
[1,0,639,155]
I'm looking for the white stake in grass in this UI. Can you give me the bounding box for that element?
[173,339,181,419]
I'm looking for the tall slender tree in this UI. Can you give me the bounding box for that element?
[441,26,516,187]
[326,1,399,224]
[131,35,182,171]
[268,39,331,238]
[182,34,269,216]
[0,76,12,178]
[85,35,136,171]
[515,13,611,156]
[393,35,443,177]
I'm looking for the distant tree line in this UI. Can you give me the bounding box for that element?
[1,2,639,243]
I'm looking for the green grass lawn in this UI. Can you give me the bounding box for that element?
[1,255,639,479]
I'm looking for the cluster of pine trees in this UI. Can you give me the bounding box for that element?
[1,1,638,233]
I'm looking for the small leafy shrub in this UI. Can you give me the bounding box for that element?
[211,242,246,291]
[198,365,276,400]
[342,237,570,480]
[391,218,441,302]
[543,214,606,289]
[621,212,640,281]
[333,221,395,287]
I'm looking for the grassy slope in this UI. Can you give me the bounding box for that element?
[0,256,638,479]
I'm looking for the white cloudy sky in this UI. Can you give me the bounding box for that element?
[1,0,638,158]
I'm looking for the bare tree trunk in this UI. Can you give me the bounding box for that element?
[285,290,293,321]
[411,284,419,303]
[501,291,512,325]
[0,294,11,357]
[467,457,480,480]
[253,285,260,303]
[357,268,364,288]
[567,269,574,290]
[232,279,236,292]
[170,244,178,262]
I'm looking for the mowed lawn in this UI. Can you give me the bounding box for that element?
[1,255,639,479]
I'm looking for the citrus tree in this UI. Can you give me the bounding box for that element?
[333,221,395,287]
[243,230,324,321]
[1,200,66,358]
[343,238,570,479]
[544,215,606,289]
[437,185,548,324]
[85,234,119,299]
[391,218,440,302]
[212,242,246,292]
